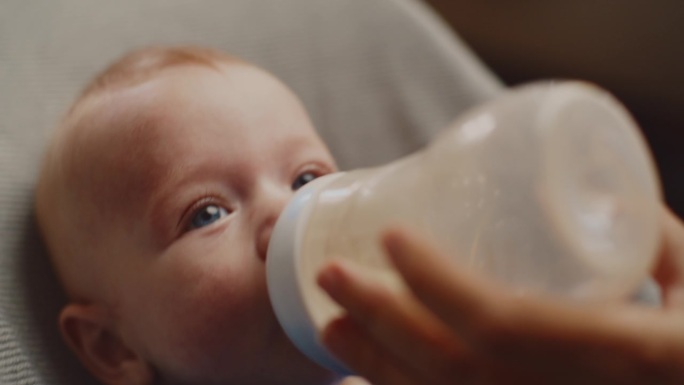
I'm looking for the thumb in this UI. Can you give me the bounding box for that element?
[653,206,684,309]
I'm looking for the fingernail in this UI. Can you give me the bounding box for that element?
[321,317,354,356]
[321,318,343,347]
[383,229,406,261]
[317,264,343,296]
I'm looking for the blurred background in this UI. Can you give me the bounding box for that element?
[424,1,684,216]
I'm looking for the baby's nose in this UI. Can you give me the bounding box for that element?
[255,185,292,262]
[256,224,275,262]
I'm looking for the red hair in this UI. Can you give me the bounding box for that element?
[78,46,242,102]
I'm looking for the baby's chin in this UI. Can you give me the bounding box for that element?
[153,325,337,385]
[265,327,340,385]
[260,300,340,382]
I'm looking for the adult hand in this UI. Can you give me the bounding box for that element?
[317,207,684,385]
[337,376,372,385]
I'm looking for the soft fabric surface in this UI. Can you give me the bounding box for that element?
[0,313,36,385]
[0,0,500,383]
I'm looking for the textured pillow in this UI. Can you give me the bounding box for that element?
[0,0,500,383]
[0,313,37,385]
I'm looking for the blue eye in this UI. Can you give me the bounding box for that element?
[292,171,318,190]
[189,204,229,229]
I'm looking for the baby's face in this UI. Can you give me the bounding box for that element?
[66,64,337,384]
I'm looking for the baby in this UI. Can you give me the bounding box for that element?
[35,46,350,385]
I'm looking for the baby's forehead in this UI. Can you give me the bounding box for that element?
[59,64,311,210]
[71,65,231,154]
[80,64,311,153]
[75,63,294,141]
[59,78,197,216]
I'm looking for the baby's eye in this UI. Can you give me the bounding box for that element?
[291,171,319,191]
[189,204,230,229]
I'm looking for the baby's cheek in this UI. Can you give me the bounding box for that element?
[143,258,275,380]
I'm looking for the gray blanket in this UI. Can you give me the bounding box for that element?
[0,0,500,383]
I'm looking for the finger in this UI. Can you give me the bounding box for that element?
[323,317,531,385]
[322,316,425,385]
[318,259,475,384]
[653,206,684,308]
[380,225,683,379]
[380,225,614,342]
[380,225,499,338]
[336,376,372,385]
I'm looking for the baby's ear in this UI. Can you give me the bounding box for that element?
[59,303,154,385]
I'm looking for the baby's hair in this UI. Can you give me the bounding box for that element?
[39,46,246,299]
[75,46,242,109]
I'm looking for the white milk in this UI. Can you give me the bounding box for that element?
[266,81,662,373]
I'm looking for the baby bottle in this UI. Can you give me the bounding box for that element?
[266,81,661,373]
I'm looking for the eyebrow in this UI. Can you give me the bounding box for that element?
[144,156,245,244]
[144,134,331,244]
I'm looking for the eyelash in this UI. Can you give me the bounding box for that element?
[178,163,334,233]
[179,195,230,231]
[291,168,324,190]
[293,163,333,185]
